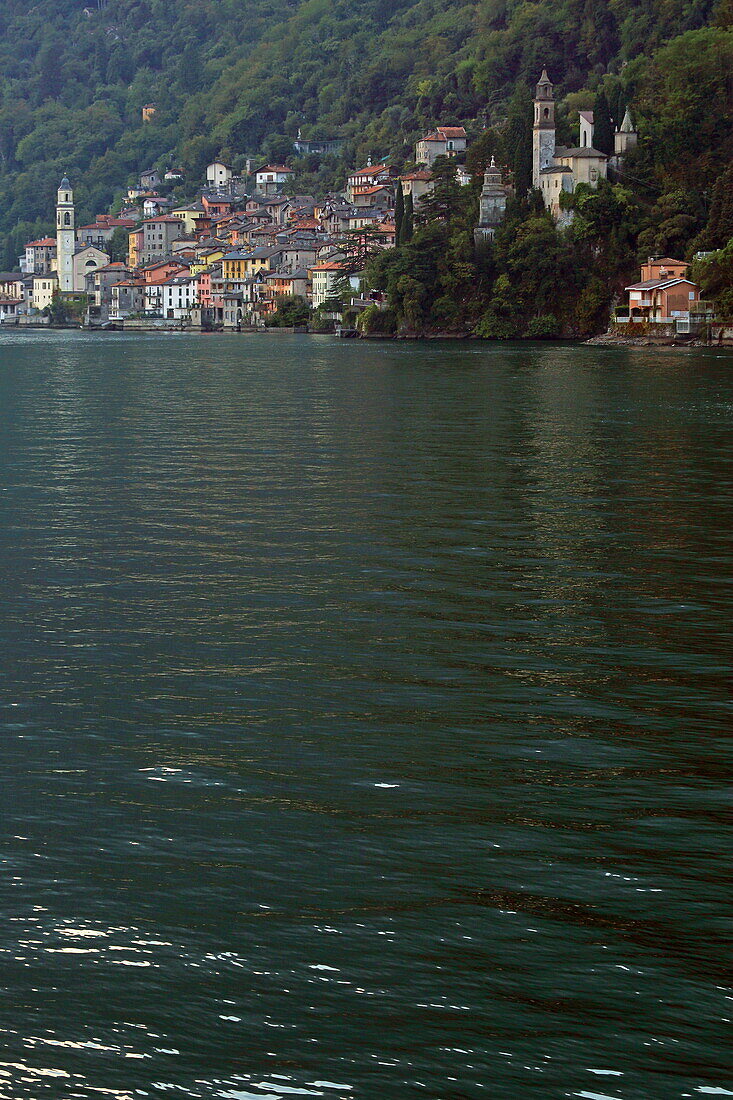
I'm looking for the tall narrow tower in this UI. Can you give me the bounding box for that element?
[56,175,75,293]
[532,69,556,190]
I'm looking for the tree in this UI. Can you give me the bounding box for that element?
[692,241,733,319]
[593,90,614,155]
[107,227,130,263]
[267,294,310,327]
[395,183,404,244]
[701,164,733,250]
[505,83,533,194]
[402,191,414,242]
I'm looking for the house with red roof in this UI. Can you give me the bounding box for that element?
[415,126,467,167]
[623,258,702,324]
[345,165,394,204]
[24,238,56,275]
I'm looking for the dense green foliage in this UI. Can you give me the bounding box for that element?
[0,0,730,317]
[365,159,623,335]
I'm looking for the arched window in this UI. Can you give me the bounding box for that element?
[64,212,71,226]
[543,107,549,120]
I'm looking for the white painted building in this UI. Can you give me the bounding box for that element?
[162,275,199,319]
[206,162,234,189]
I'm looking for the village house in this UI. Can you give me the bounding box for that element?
[88,262,131,322]
[162,274,199,320]
[206,162,234,189]
[293,135,344,157]
[623,257,702,325]
[32,273,59,312]
[133,216,186,267]
[310,261,346,309]
[201,193,236,219]
[143,195,175,219]
[265,269,310,301]
[345,165,393,205]
[77,216,136,250]
[23,238,56,275]
[415,126,467,167]
[0,273,27,302]
[399,170,434,205]
[0,294,23,321]
[140,168,161,190]
[111,280,146,321]
[352,184,394,210]
[172,203,208,235]
[254,164,295,196]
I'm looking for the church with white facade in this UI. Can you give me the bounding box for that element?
[533,69,637,223]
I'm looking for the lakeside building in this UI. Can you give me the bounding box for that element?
[622,257,703,324]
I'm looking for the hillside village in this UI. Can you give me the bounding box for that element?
[0,70,723,338]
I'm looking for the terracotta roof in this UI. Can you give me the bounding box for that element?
[436,126,467,138]
[256,164,294,174]
[350,165,390,177]
[28,238,56,247]
[400,171,432,181]
[626,278,696,290]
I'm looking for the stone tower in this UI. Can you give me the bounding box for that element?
[474,157,507,245]
[614,108,638,156]
[533,69,556,190]
[56,175,75,293]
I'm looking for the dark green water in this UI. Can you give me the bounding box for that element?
[0,332,731,1100]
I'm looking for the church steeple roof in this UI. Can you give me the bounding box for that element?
[619,108,636,133]
[59,175,71,191]
[535,69,554,101]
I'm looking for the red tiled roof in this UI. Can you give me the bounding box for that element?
[437,126,467,138]
[350,166,390,177]
[28,238,56,247]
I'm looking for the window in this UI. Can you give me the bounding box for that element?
[64,212,71,226]
[543,107,549,119]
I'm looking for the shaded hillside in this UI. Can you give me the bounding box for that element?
[0,0,731,265]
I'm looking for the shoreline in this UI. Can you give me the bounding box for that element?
[2,322,732,349]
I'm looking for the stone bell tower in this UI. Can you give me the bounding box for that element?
[56,175,75,293]
[533,69,556,190]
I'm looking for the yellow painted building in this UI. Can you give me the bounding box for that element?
[172,206,208,235]
[190,247,226,276]
[221,252,249,281]
[33,274,59,311]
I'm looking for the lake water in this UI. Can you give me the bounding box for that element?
[0,331,731,1100]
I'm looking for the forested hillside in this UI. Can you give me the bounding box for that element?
[0,0,731,268]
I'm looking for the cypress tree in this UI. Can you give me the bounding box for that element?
[395,183,405,245]
[403,191,414,242]
[594,90,614,155]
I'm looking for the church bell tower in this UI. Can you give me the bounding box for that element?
[56,175,75,293]
[532,69,556,190]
